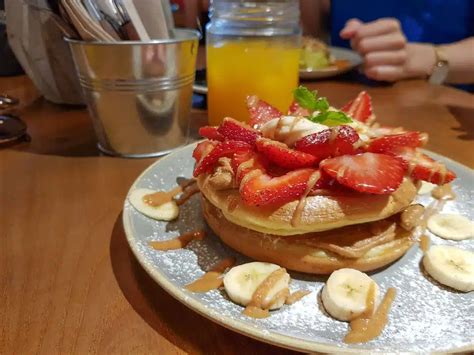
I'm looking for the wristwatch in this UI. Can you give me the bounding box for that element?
[429,46,449,85]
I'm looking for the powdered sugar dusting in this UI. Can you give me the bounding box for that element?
[124,145,474,352]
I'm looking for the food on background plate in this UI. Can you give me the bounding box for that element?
[194,86,457,274]
[299,37,350,71]
[300,37,333,69]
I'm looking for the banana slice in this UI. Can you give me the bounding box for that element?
[423,245,474,292]
[322,268,379,321]
[417,181,437,195]
[427,213,473,240]
[129,188,179,221]
[223,262,290,310]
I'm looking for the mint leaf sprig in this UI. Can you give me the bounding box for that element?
[293,86,352,127]
[293,86,329,112]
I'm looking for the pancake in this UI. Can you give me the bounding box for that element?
[198,174,417,236]
[202,196,414,274]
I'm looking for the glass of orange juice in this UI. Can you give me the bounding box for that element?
[206,0,301,126]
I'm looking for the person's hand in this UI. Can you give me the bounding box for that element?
[340,18,437,82]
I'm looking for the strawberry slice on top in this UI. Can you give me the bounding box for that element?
[247,95,282,128]
[240,168,317,206]
[256,137,317,170]
[217,117,262,145]
[192,141,217,162]
[367,131,428,153]
[231,150,268,184]
[295,125,359,162]
[320,152,405,194]
[389,147,456,185]
[198,126,224,141]
[193,140,252,177]
[340,91,373,123]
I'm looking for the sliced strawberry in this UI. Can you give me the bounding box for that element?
[240,168,316,206]
[217,117,261,145]
[193,140,252,177]
[320,152,405,194]
[231,150,267,184]
[256,137,317,169]
[367,131,428,153]
[389,147,456,185]
[370,124,405,138]
[288,101,310,116]
[340,91,373,123]
[295,125,359,162]
[247,95,282,128]
[198,126,224,141]
[192,141,217,162]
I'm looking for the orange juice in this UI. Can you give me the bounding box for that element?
[207,39,300,125]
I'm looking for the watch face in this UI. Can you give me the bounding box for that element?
[429,61,449,85]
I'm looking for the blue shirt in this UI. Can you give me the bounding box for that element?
[331,0,474,46]
[330,0,474,90]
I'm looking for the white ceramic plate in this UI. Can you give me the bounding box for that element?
[123,144,474,353]
[299,47,362,80]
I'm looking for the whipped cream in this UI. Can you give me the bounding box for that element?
[261,116,328,147]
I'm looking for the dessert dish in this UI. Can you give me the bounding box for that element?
[125,86,473,349]
[193,87,457,274]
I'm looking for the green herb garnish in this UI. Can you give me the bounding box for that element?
[309,111,352,126]
[293,85,352,126]
[293,86,329,111]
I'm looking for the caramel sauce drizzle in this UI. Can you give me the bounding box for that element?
[419,235,430,252]
[185,257,236,293]
[243,268,287,319]
[149,230,206,251]
[431,183,456,200]
[236,158,255,183]
[285,290,311,305]
[268,288,290,309]
[291,171,321,227]
[411,198,448,245]
[344,287,396,344]
[274,116,286,141]
[180,178,197,189]
[143,186,182,207]
[142,178,198,207]
[175,183,200,206]
[243,306,270,319]
[328,126,339,144]
[227,195,239,212]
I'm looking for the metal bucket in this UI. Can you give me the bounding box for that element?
[66,29,199,158]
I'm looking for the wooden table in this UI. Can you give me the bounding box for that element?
[1,75,473,355]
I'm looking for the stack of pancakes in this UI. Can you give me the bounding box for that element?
[198,174,418,274]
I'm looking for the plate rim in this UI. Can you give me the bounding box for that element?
[122,142,474,353]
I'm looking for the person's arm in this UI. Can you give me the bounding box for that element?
[340,18,474,84]
[439,38,474,84]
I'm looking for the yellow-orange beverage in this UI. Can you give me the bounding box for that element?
[207,39,300,126]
